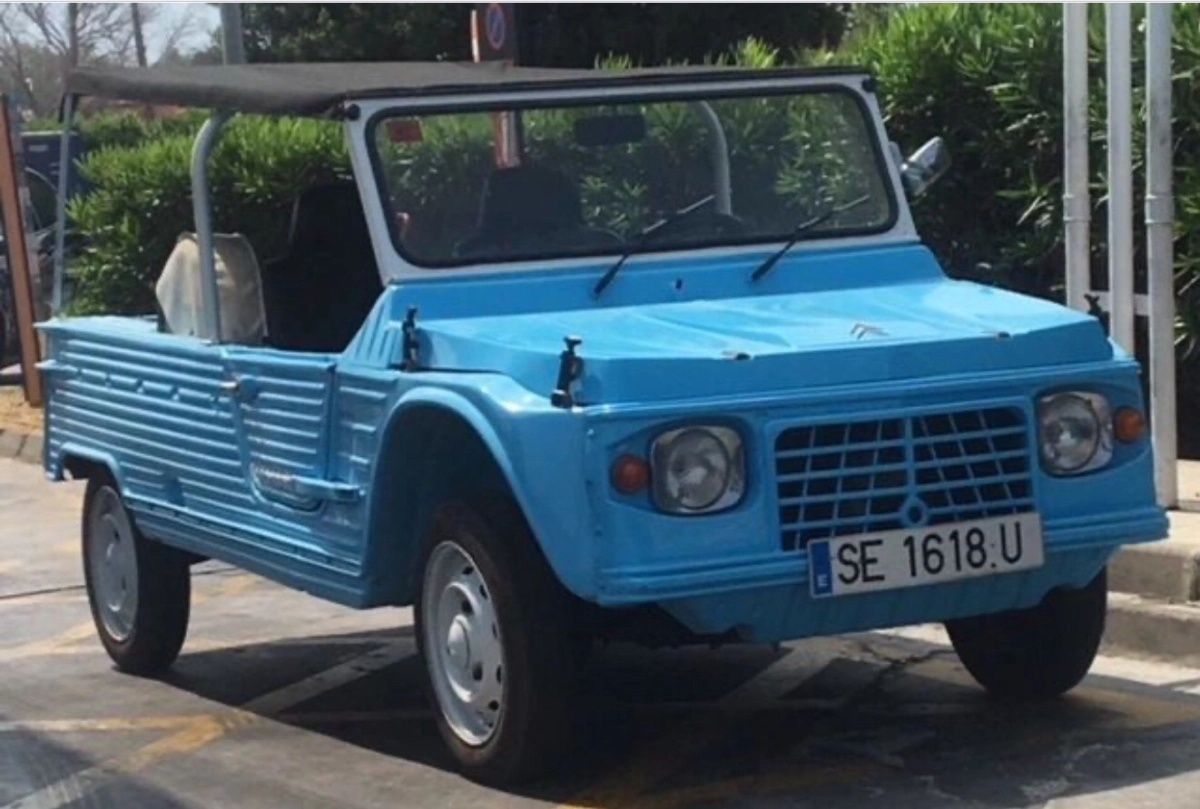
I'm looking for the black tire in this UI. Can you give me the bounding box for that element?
[415,493,580,786]
[82,473,191,675]
[946,568,1107,701]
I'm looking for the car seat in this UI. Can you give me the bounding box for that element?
[455,164,621,259]
[260,181,383,352]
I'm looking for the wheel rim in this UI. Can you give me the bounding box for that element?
[86,487,139,643]
[422,540,505,746]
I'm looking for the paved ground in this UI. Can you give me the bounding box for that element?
[4,460,1200,809]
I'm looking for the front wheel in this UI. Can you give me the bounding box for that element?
[415,495,580,786]
[946,568,1107,701]
[82,474,191,675]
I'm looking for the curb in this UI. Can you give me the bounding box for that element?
[1110,542,1200,603]
[1104,592,1200,666]
[0,429,43,466]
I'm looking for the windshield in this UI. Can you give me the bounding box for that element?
[370,86,896,269]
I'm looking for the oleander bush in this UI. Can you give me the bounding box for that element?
[61,4,1200,454]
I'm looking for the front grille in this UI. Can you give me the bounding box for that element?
[775,407,1033,551]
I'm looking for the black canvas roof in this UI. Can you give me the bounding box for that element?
[64,61,868,117]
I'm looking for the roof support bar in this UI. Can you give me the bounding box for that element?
[52,93,75,315]
[690,101,731,216]
[190,111,231,342]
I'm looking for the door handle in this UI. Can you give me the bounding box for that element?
[219,379,240,395]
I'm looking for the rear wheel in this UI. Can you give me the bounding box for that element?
[946,568,1107,700]
[82,473,191,675]
[415,494,580,786]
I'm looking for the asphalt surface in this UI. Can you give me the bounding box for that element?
[3,458,1200,809]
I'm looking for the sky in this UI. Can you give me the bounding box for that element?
[147,2,221,60]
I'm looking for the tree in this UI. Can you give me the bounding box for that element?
[241,4,469,63]
[237,4,849,67]
[515,5,847,67]
[0,3,201,115]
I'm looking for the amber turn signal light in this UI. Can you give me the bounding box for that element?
[1114,407,1147,443]
[611,454,650,494]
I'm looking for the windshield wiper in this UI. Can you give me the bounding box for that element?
[749,193,871,283]
[593,194,715,298]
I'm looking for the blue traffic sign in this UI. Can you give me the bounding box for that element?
[485,3,506,51]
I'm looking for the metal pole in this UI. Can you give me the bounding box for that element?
[1106,3,1135,353]
[191,112,230,342]
[1146,2,1177,509]
[1063,3,1090,312]
[690,101,731,216]
[197,3,242,342]
[220,3,245,64]
[52,94,74,315]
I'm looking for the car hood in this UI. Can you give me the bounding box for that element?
[417,279,1112,404]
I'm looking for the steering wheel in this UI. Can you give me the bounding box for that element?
[640,195,746,242]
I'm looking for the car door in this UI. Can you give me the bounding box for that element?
[224,347,365,574]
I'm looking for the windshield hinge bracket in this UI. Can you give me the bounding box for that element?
[401,306,422,371]
[550,335,584,408]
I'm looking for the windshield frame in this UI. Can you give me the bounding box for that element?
[351,73,911,281]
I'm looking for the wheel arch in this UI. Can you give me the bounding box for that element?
[55,444,124,489]
[363,389,533,607]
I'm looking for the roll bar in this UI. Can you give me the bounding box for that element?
[690,101,732,216]
[53,104,231,344]
[51,95,74,315]
[190,111,231,342]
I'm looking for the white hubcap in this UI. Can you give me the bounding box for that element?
[422,541,505,746]
[86,487,139,642]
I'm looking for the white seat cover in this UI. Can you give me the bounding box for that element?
[155,232,266,344]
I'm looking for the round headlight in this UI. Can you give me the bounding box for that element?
[651,427,744,513]
[1039,393,1103,473]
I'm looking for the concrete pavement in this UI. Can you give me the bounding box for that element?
[5,458,1200,807]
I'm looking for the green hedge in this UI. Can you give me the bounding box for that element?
[67,117,349,314]
[830,3,1200,348]
[65,3,1200,350]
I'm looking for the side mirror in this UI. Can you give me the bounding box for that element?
[900,136,951,199]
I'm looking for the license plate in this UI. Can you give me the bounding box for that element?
[808,513,1043,598]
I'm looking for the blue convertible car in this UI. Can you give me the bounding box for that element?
[42,62,1167,784]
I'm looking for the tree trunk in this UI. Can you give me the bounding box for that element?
[131,3,148,67]
[66,4,79,67]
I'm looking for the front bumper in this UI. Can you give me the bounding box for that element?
[596,506,1166,606]
[594,506,1166,642]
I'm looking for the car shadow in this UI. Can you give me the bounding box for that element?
[155,628,1200,808]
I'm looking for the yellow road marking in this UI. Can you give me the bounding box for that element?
[558,646,844,809]
[631,762,882,809]
[2,642,411,809]
[0,573,258,663]
[50,541,76,557]
[884,651,1200,732]
[0,716,208,734]
[0,622,99,664]
[277,708,432,724]
[118,713,256,772]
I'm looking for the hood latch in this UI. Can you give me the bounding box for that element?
[550,335,583,408]
[401,306,421,371]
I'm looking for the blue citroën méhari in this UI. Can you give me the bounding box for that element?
[41,61,1166,784]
